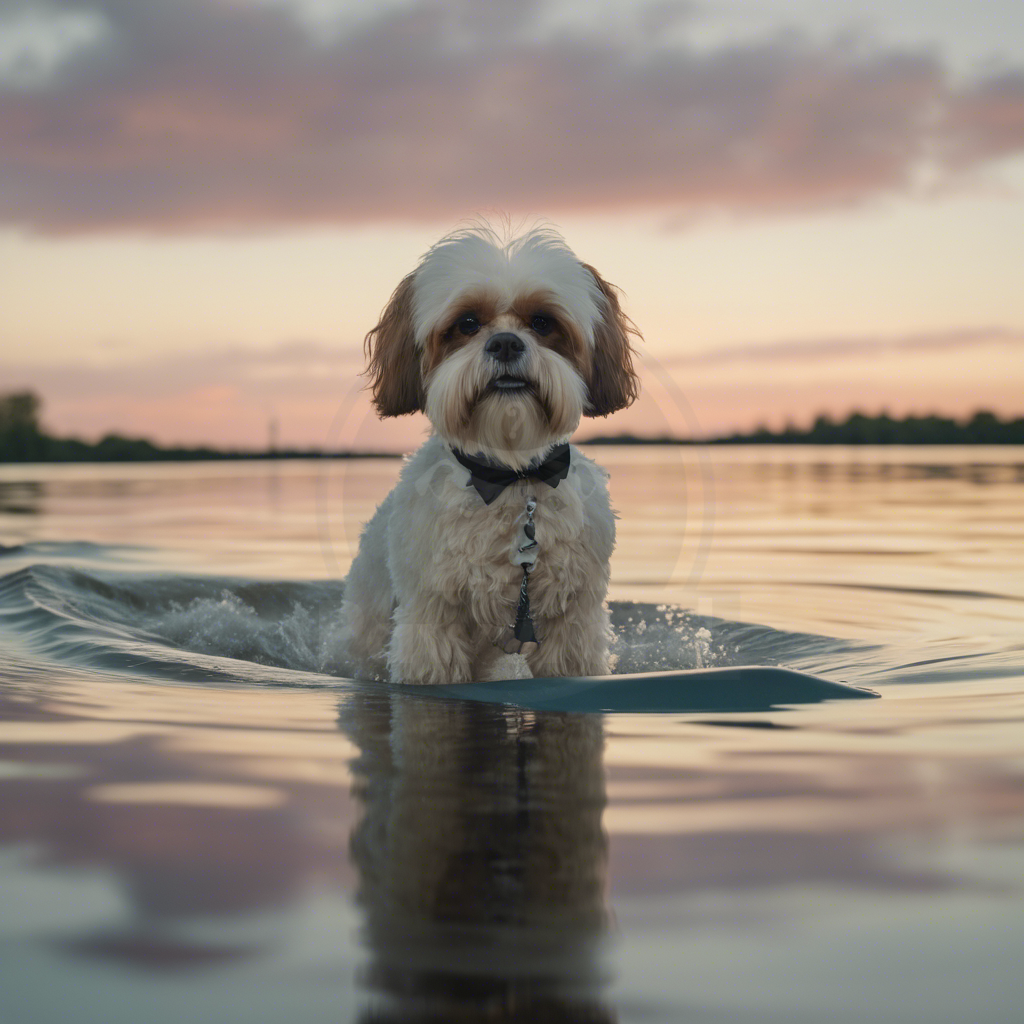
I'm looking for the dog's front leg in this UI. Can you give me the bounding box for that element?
[528,599,612,679]
[387,598,474,685]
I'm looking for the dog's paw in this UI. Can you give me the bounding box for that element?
[483,652,533,681]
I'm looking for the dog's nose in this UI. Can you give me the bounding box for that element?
[485,332,525,363]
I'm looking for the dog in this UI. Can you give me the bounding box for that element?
[339,223,639,684]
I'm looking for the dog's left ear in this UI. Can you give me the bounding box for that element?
[581,264,641,417]
[363,273,424,417]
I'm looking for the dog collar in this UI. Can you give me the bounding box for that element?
[450,443,571,505]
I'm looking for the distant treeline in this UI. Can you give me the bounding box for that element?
[0,392,393,463]
[4,392,1024,463]
[588,411,1024,446]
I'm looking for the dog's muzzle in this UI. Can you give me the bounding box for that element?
[485,332,525,364]
[484,333,531,391]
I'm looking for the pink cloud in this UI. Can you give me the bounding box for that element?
[2,1,1023,232]
[943,72,1024,166]
[3,327,1021,447]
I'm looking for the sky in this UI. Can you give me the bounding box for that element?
[1,0,1023,449]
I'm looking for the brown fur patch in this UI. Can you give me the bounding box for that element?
[363,274,424,417]
[509,291,590,374]
[422,292,500,377]
[580,264,641,417]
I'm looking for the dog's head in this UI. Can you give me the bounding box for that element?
[363,224,640,469]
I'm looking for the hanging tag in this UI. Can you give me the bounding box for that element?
[512,565,538,644]
[498,497,541,653]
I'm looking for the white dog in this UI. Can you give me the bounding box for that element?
[339,224,639,684]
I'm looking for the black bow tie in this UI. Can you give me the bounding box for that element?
[451,443,571,505]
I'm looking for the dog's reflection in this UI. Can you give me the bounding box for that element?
[341,691,614,1023]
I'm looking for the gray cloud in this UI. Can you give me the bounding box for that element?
[1,0,1023,231]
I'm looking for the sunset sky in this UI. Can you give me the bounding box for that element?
[1,0,1023,449]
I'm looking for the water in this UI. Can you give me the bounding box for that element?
[1,446,1022,1023]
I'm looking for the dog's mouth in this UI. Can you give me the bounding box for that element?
[488,374,532,393]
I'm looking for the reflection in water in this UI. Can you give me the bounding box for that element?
[0,479,43,516]
[341,691,612,1023]
[1,670,1024,1021]
[0,694,306,971]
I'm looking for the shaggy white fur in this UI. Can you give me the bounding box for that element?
[410,226,606,349]
[340,435,617,683]
[339,224,639,684]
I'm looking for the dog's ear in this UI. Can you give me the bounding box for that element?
[364,273,425,417]
[581,264,641,417]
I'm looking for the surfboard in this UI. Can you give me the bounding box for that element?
[389,665,878,714]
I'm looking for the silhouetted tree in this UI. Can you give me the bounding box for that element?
[5,390,1024,461]
[0,391,47,461]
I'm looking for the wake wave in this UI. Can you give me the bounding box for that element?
[3,542,1013,691]
[0,543,877,689]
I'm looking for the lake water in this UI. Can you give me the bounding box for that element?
[1,446,1022,1023]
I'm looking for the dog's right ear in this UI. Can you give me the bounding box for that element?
[363,273,425,417]
[581,263,641,417]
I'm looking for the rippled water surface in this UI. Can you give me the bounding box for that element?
[1,447,1022,1023]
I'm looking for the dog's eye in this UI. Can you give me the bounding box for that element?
[531,314,553,335]
[456,314,480,336]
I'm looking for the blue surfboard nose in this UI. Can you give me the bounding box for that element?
[387,666,879,714]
